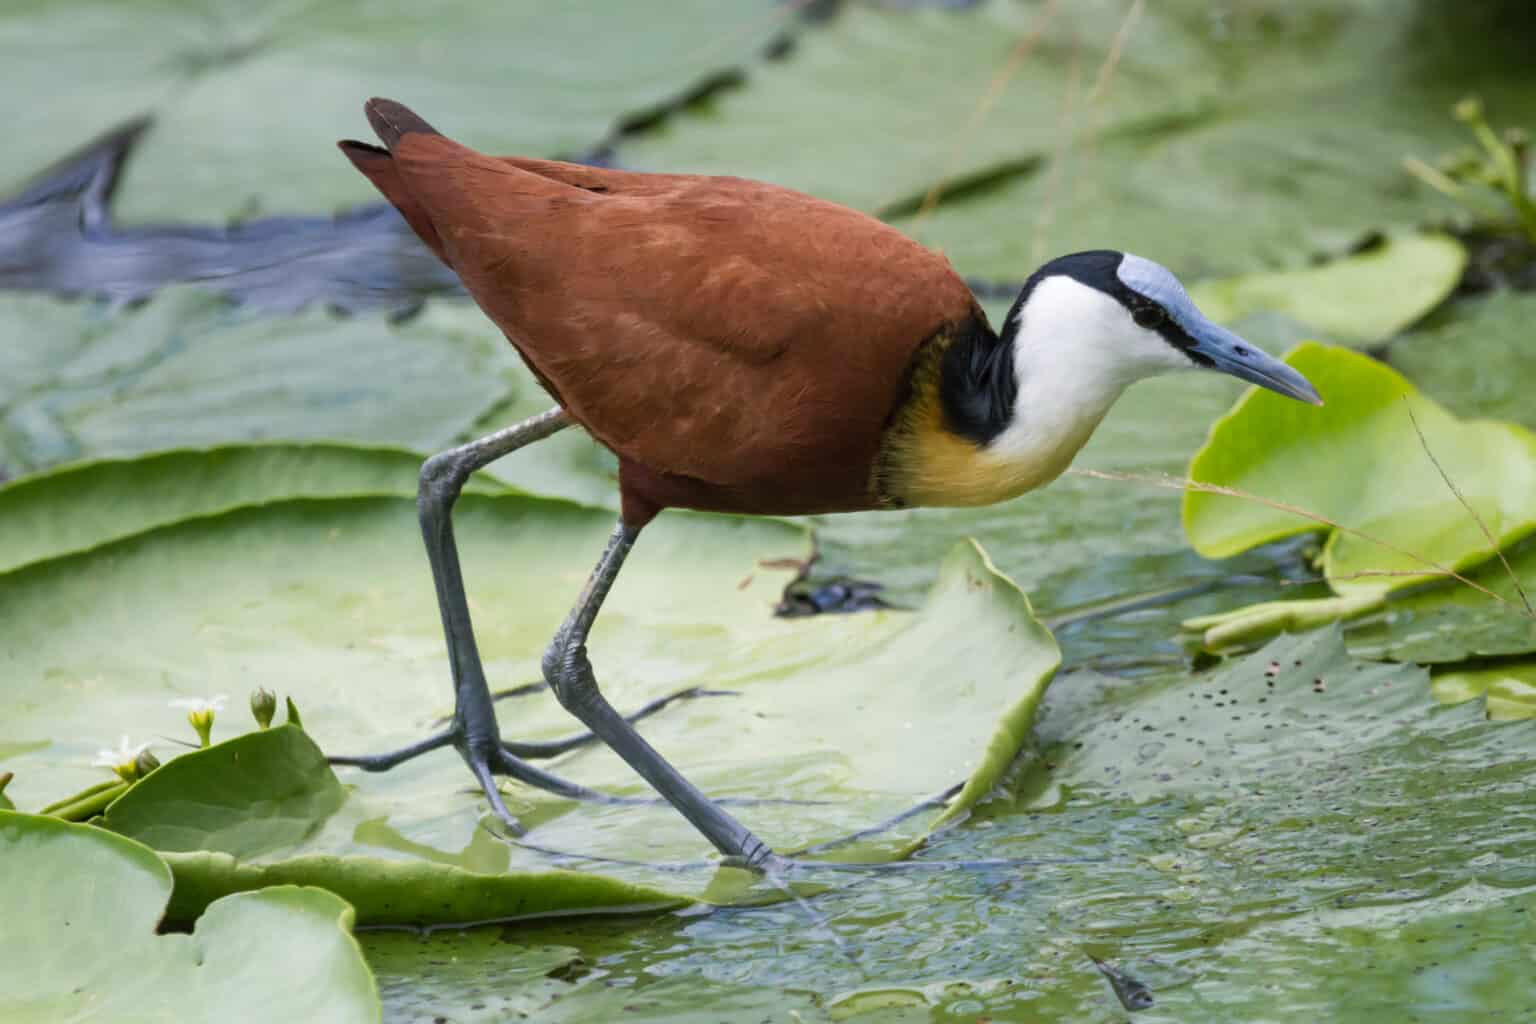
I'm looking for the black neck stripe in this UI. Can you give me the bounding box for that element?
[938,310,1016,446]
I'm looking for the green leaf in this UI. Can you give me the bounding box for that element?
[103,725,346,856]
[1344,539,1536,664]
[161,850,688,927]
[1431,662,1536,721]
[1182,342,1536,647]
[363,933,587,1020]
[1388,291,1536,430]
[93,722,688,923]
[371,629,1536,1019]
[0,811,379,1023]
[0,443,503,576]
[1023,631,1536,1016]
[4,0,783,223]
[626,1,1536,276]
[1187,235,1466,347]
[1166,885,1536,1019]
[0,292,617,506]
[3,448,1060,899]
[1036,626,1536,901]
[0,291,503,470]
[924,543,1059,835]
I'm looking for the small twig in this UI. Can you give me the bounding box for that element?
[1085,0,1144,106]
[1402,156,1466,198]
[1402,398,1534,617]
[908,0,1059,226]
[1029,38,1082,265]
[1074,0,1144,210]
[1067,467,1532,618]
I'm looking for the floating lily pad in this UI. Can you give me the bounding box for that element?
[420,629,1536,1020]
[0,443,506,575]
[364,933,588,1022]
[1182,342,1536,649]
[92,724,688,923]
[1431,662,1536,721]
[0,290,503,470]
[1188,234,1467,347]
[1174,883,1536,1019]
[161,850,689,928]
[626,1,1536,277]
[3,446,1060,904]
[104,725,347,856]
[0,811,379,1023]
[3,0,787,223]
[1344,539,1536,665]
[0,290,618,506]
[1020,629,1536,1010]
[1389,291,1536,429]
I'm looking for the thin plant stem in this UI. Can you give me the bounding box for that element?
[908,0,1058,226]
[1029,40,1082,266]
[1066,467,1532,619]
[1401,399,1534,616]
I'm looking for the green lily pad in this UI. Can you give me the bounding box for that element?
[0,291,617,507]
[3,446,1060,902]
[626,1,1536,277]
[4,0,784,223]
[94,723,687,923]
[0,443,506,576]
[1019,628,1536,1011]
[364,933,587,1022]
[0,290,503,470]
[1187,234,1466,347]
[103,725,347,856]
[397,629,1536,1020]
[1431,662,1536,721]
[0,811,379,1023]
[1343,537,1536,665]
[1182,342,1536,648]
[1389,291,1536,430]
[161,850,688,927]
[894,5,1536,278]
[1173,883,1536,1019]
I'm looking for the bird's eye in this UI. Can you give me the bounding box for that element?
[1133,305,1166,329]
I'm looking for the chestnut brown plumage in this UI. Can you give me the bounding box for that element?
[331,98,1321,872]
[342,102,979,524]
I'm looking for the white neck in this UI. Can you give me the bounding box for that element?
[985,276,1162,474]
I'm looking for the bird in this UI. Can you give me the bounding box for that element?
[331,98,1321,873]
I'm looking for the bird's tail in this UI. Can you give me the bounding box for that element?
[337,98,446,260]
[362,98,439,150]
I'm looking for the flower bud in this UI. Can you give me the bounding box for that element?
[251,688,277,730]
[133,749,161,778]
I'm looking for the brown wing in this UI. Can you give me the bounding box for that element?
[355,130,978,516]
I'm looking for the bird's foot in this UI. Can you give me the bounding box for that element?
[330,685,727,825]
[327,722,643,836]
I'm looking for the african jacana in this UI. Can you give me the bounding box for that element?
[333,98,1321,872]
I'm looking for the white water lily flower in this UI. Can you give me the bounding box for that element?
[91,735,156,780]
[91,735,152,768]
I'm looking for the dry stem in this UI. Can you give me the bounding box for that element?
[1401,399,1534,616]
[1066,467,1532,619]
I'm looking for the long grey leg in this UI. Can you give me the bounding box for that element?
[329,407,625,825]
[542,520,784,871]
